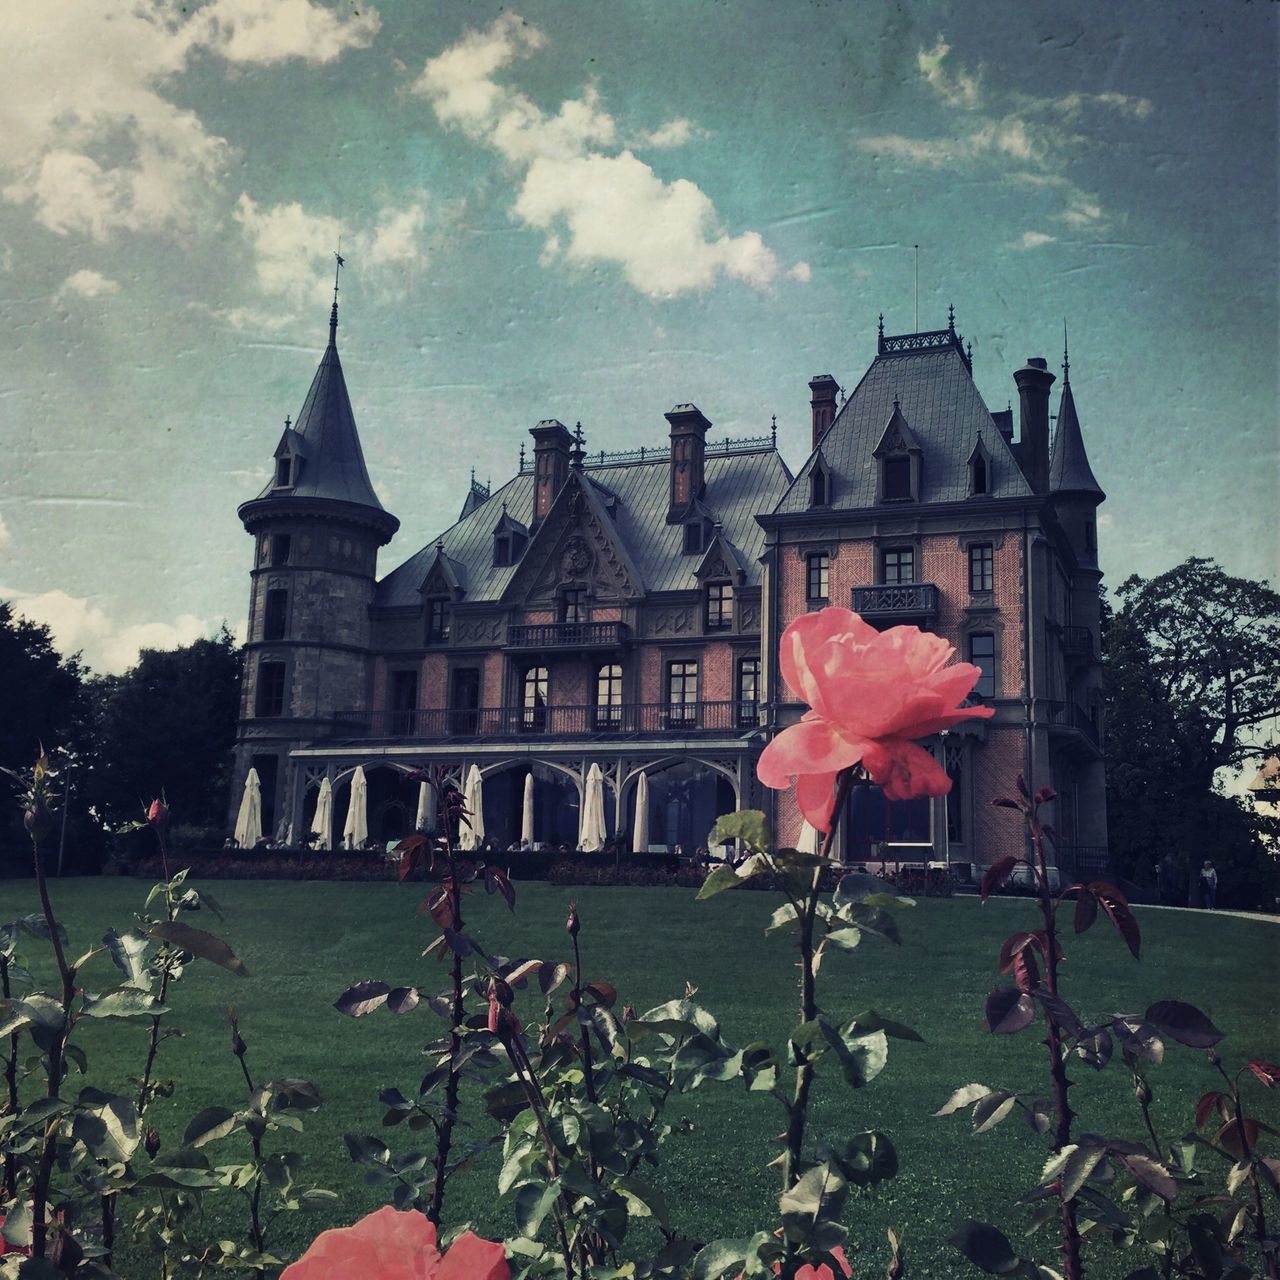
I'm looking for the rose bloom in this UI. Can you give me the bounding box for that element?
[280,1206,507,1280]
[758,607,994,831]
[737,1245,852,1280]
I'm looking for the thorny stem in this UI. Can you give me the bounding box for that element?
[31,825,75,1260]
[1215,1060,1278,1278]
[427,839,465,1228]
[231,1015,266,1272]
[571,928,597,1105]
[1,952,19,1201]
[1028,808,1082,1280]
[1135,1077,1175,1280]
[781,767,855,1280]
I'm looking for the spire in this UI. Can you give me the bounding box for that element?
[329,250,344,346]
[1048,374,1104,500]
[1062,318,1070,384]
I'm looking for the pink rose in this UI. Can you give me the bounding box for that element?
[735,1245,852,1279]
[281,1206,508,1280]
[758,607,994,831]
[147,799,168,826]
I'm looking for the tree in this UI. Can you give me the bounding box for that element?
[90,628,243,834]
[1106,558,1280,906]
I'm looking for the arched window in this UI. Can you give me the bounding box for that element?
[971,455,988,495]
[810,468,827,507]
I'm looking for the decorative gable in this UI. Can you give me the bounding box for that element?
[808,449,832,508]
[271,426,307,489]
[500,469,645,606]
[966,435,994,496]
[490,506,529,567]
[694,526,748,585]
[872,399,922,502]
[418,542,466,600]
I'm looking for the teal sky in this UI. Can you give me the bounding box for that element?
[1,0,1276,673]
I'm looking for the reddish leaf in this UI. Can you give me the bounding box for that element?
[1214,1116,1260,1159]
[1033,785,1057,806]
[997,931,1037,974]
[1012,948,1039,993]
[1092,882,1141,958]
[981,856,1020,903]
[1195,1091,1231,1130]
[422,888,454,930]
[585,981,618,1007]
[1072,886,1098,935]
[985,985,1037,1035]
[1120,1153,1177,1202]
[1016,774,1030,798]
[1144,1000,1224,1048]
[396,834,434,882]
[539,961,570,995]
[1031,989,1084,1037]
[1111,1017,1164,1065]
[484,866,516,912]
[1031,929,1065,965]
[991,797,1022,810]
[334,980,390,1017]
[504,959,542,988]
[1074,1028,1113,1070]
[1246,1061,1280,1089]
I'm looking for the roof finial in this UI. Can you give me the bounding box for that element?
[518,441,526,471]
[966,339,973,365]
[878,311,885,339]
[284,414,291,429]
[1062,318,1070,383]
[470,466,475,485]
[770,413,777,447]
[948,302,955,332]
[329,245,344,344]
[570,421,586,470]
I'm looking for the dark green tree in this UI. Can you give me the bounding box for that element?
[90,628,243,834]
[1105,558,1280,906]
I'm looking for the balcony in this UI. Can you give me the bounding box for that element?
[506,621,629,650]
[327,700,760,741]
[851,582,939,623]
[1048,700,1101,750]
[1061,626,1095,661]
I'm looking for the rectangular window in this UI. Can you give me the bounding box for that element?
[426,599,450,644]
[705,582,733,630]
[561,589,587,624]
[968,543,993,593]
[683,520,706,554]
[270,534,292,566]
[521,666,549,732]
[806,552,829,603]
[667,660,698,727]
[449,667,480,735]
[263,589,288,641]
[883,456,911,500]
[882,547,915,585]
[391,670,418,737]
[969,632,995,698]
[275,457,291,487]
[595,663,623,729]
[737,656,760,727]
[255,661,286,718]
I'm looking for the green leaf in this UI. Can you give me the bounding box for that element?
[828,1130,898,1186]
[823,1024,889,1088]
[696,864,742,900]
[615,1173,671,1228]
[514,1179,561,1238]
[103,927,152,988]
[1042,1144,1107,1200]
[1,993,64,1037]
[824,926,862,952]
[765,903,800,935]
[838,901,901,944]
[712,809,773,851]
[779,1160,849,1250]
[690,1236,755,1280]
[846,1008,922,1041]
[947,1220,1022,1275]
[834,871,896,907]
[80,987,167,1019]
[148,920,249,977]
[183,1106,239,1148]
[972,1091,1018,1134]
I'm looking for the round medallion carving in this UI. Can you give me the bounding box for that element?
[561,536,591,578]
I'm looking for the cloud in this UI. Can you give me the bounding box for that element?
[4,585,238,674]
[227,192,431,325]
[412,14,805,298]
[0,514,10,549]
[60,268,120,298]
[1,0,377,241]
[636,118,702,150]
[856,33,1150,235]
[1012,230,1057,251]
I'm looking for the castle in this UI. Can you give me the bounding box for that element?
[231,293,1107,874]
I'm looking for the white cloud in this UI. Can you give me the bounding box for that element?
[60,268,120,298]
[1,0,377,242]
[412,14,805,298]
[0,515,10,549]
[1012,230,1057,251]
[367,201,430,268]
[4,585,236,674]
[857,34,1152,236]
[636,118,701,150]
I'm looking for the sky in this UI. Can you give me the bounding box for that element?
[0,0,1276,676]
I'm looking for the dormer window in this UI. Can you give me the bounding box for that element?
[971,455,988,494]
[684,518,711,555]
[491,509,528,568]
[873,399,921,503]
[275,456,292,487]
[883,457,911,500]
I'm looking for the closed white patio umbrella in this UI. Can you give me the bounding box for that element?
[343,766,368,850]
[631,771,650,853]
[310,777,333,851]
[233,768,262,849]
[578,763,606,853]
[796,819,822,856]
[415,779,436,833]
[459,764,485,851]
[521,773,535,848]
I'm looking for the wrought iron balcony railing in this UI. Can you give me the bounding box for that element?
[1061,626,1095,659]
[328,700,761,741]
[1048,700,1101,748]
[506,621,629,649]
[851,582,939,619]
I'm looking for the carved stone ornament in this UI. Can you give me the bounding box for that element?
[561,536,592,579]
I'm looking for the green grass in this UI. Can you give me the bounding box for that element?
[4,876,1277,1278]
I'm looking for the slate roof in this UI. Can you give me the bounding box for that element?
[1049,379,1104,499]
[375,446,791,608]
[772,338,1032,515]
[250,324,389,517]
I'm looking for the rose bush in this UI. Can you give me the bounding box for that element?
[758,607,994,830]
[280,1205,508,1279]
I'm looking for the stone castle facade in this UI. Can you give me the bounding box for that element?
[231,299,1107,874]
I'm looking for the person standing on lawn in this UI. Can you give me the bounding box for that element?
[1199,859,1218,909]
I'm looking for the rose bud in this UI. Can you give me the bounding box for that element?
[566,902,580,937]
[487,992,522,1041]
[144,1128,161,1158]
[622,1004,637,1024]
[489,977,514,1007]
[147,798,169,828]
[23,796,53,841]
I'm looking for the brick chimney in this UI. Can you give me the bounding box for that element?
[809,374,838,449]
[1013,358,1055,495]
[665,403,711,523]
[529,419,573,527]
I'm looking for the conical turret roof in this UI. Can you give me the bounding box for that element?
[1049,379,1104,500]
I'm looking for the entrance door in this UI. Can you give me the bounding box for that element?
[449,668,480,734]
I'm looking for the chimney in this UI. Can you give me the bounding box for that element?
[809,374,838,449]
[665,403,711,523]
[1013,358,1055,495]
[529,419,573,527]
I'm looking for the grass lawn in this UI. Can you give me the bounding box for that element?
[3,875,1277,1278]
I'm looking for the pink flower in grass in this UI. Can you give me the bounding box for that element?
[736,1245,852,1279]
[281,1206,507,1280]
[758,607,994,831]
